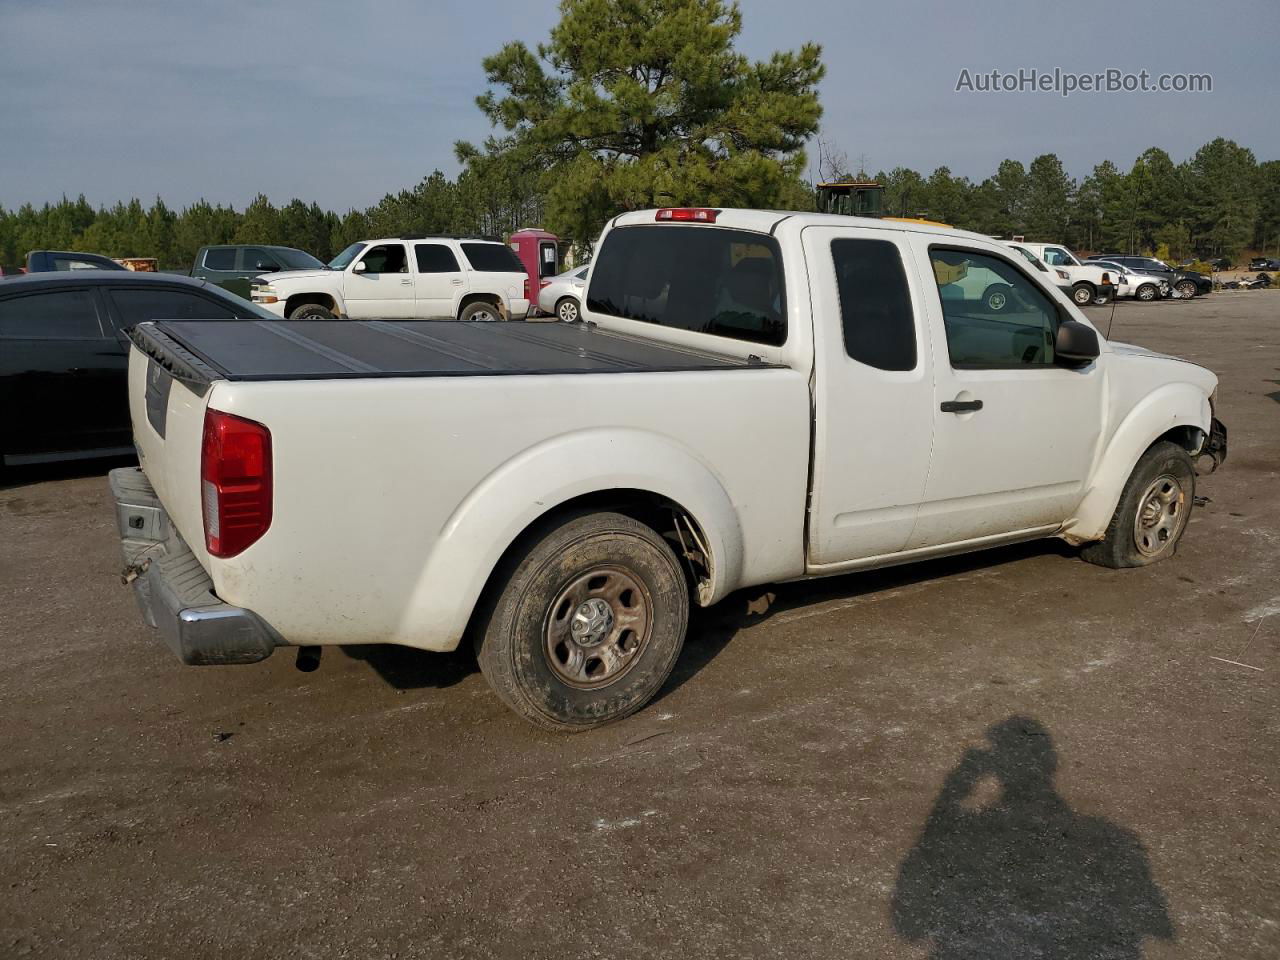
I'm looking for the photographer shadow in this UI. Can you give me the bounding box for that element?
[892,716,1173,960]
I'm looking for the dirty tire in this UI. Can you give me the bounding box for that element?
[476,511,689,731]
[1081,441,1195,568]
[1072,283,1095,306]
[289,302,334,320]
[459,300,501,322]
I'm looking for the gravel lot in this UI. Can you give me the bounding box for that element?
[2,293,1277,959]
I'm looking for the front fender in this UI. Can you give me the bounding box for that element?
[1070,381,1210,540]
[394,428,745,651]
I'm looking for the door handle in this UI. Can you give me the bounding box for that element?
[401,279,412,285]
[451,279,464,285]
[940,399,983,413]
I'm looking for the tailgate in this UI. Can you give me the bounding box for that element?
[127,339,215,570]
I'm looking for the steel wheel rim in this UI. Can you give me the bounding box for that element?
[543,565,653,689]
[1074,288,1091,304]
[988,291,1006,310]
[559,299,578,322]
[472,308,497,322]
[1133,473,1188,557]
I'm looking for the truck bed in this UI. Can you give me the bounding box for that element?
[127,319,775,387]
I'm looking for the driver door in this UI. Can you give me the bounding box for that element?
[344,243,416,319]
[906,240,1104,549]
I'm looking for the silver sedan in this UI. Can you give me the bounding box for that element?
[537,265,589,321]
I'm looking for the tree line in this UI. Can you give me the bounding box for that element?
[864,137,1279,261]
[2,0,1275,270]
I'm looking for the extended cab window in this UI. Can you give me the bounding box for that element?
[109,287,239,327]
[360,244,408,273]
[461,243,524,273]
[203,248,236,271]
[587,225,785,347]
[831,238,916,371]
[0,289,103,339]
[415,243,461,273]
[931,248,1057,368]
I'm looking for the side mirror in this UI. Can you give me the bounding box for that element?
[1056,319,1100,364]
[352,261,367,273]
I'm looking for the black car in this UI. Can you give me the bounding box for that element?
[1085,255,1212,298]
[1249,257,1280,272]
[0,271,272,469]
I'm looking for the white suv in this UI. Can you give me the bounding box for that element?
[252,236,530,321]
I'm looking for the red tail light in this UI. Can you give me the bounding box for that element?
[201,409,272,558]
[523,277,531,299]
[539,279,552,289]
[656,207,719,223]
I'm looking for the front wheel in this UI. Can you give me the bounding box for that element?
[1081,441,1195,568]
[1072,283,1096,306]
[289,302,334,320]
[1175,279,1198,299]
[1136,283,1158,302]
[476,512,689,731]
[556,297,580,322]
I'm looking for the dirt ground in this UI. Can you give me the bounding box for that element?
[2,294,1277,959]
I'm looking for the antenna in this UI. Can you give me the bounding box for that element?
[1105,293,1118,340]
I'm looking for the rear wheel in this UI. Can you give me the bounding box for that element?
[460,300,501,322]
[1072,283,1096,306]
[476,511,689,731]
[556,297,580,322]
[1175,279,1198,299]
[1081,441,1195,568]
[982,284,1012,312]
[288,302,334,320]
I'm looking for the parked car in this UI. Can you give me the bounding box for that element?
[1086,260,1171,302]
[0,271,271,469]
[25,250,127,273]
[251,235,531,321]
[538,265,590,321]
[192,244,327,300]
[1008,243,1126,306]
[1085,255,1212,299]
[1248,257,1280,272]
[110,207,1226,730]
[1206,257,1232,272]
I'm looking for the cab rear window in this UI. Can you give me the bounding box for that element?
[461,243,524,273]
[587,225,786,347]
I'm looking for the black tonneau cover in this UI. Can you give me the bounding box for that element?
[128,320,775,389]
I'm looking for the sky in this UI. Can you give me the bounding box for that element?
[1,0,1277,213]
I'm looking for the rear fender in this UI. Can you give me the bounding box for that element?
[397,428,744,651]
[1069,383,1210,541]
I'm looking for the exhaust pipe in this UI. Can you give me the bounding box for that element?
[295,646,322,672]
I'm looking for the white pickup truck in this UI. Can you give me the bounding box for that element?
[110,208,1227,730]
[250,235,530,322]
[1010,241,1126,306]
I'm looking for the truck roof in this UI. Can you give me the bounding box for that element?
[609,208,1000,245]
[128,319,783,389]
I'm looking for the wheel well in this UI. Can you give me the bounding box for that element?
[465,489,714,647]
[459,292,503,318]
[1151,424,1204,455]
[1073,280,1096,293]
[284,293,338,316]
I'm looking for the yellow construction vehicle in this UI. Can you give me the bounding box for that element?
[815,179,950,228]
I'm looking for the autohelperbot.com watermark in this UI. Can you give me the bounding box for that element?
[955,67,1212,97]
